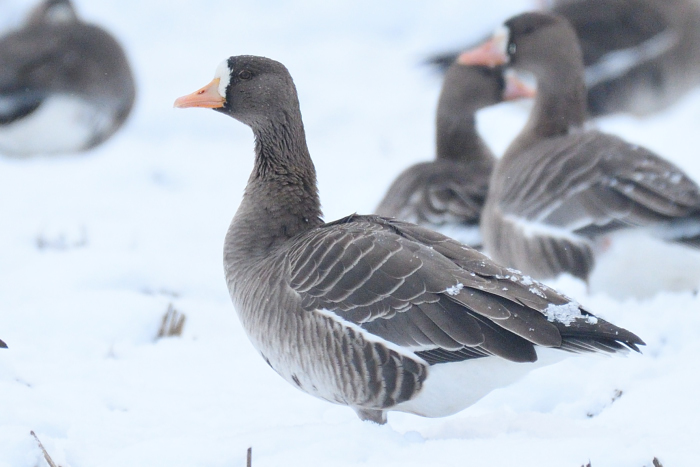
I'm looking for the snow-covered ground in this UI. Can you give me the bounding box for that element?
[1,1,699,466]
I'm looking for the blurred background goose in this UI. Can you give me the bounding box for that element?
[459,12,700,290]
[0,0,136,156]
[426,0,700,117]
[375,63,534,248]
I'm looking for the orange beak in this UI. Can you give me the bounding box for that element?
[457,36,509,68]
[173,78,225,109]
[503,73,536,101]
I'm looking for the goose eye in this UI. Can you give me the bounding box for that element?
[238,70,252,80]
[508,42,517,55]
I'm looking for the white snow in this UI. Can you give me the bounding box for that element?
[544,302,597,326]
[444,283,464,296]
[1,0,699,466]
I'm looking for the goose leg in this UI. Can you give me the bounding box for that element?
[355,408,387,424]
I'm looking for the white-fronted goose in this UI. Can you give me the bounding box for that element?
[427,0,700,116]
[0,0,136,156]
[174,55,643,424]
[375,64,534,248]
[459,12,700,282]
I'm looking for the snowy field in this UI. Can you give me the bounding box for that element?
[1,0,700,466]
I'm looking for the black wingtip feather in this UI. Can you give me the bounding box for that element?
[0,339,7,349]
[416,346,492,365]
[557,317,645,355]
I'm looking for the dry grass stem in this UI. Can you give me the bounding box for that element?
[30,431,59,467]
[157,303,186,339]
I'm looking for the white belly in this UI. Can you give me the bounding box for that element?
[0,95,113,156]
[393,347,565,418]
[589,230,700,299]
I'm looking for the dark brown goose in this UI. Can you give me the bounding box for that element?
[459,12,700,282]
[375,64,533,248]
[174,55,643,424]
[0,0,136,156]
[426,0,700,117]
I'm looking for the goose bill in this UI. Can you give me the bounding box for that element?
[174,78,225,108]
[457,30,509,67]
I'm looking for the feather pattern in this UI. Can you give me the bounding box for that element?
[375,160,491,230]
[287,214,642,357]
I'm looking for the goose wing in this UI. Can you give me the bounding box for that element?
[287,214,643,365]
[497,131,700,237]
[375,162,489,228]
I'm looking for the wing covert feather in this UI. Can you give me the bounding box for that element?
[286,215,641,364]
[497,132,700,234]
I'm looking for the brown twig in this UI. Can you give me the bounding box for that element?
[30,431,59,467]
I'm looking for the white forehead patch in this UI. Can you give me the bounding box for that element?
[44,3,76,23]
[494,24,511,61]
[214,60,231,98]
